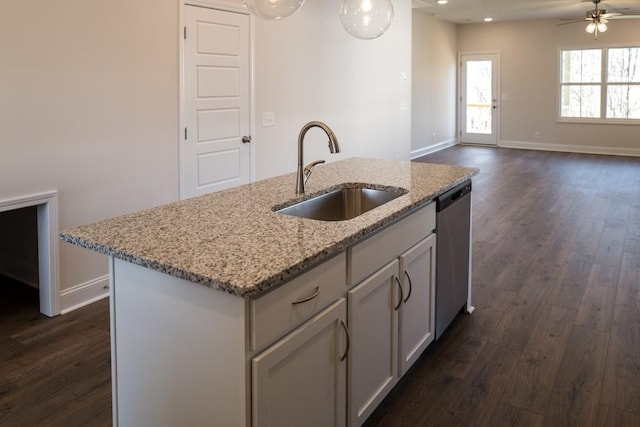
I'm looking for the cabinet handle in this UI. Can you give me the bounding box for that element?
[403,271,413,303]
[291,286,320,305]
[340,320,350,362]
[394,276,403,311]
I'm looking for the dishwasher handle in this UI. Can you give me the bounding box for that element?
[436,180,472,212]
[451,189,465,202]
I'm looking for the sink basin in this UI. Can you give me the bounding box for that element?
[276,185,407,221]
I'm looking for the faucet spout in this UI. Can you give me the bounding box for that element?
[296,121,341,194]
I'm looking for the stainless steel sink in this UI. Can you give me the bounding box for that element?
[276,185,407,221]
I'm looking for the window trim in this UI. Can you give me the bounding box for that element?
[557,43,640,125]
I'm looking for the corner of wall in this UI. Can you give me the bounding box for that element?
[411,139,457,160]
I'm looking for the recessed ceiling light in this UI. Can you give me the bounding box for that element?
[437,0,448,4]
[484,17,493,22]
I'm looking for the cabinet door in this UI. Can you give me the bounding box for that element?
[252,299,347,427]
[398,234,436,376]
[348,260,399,427]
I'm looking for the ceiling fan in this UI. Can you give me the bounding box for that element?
[558,0,640,39]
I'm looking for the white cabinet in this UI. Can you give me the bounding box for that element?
[109,203,440,427]
[347,260,400,426]
[251,254,346,351]
[347,204,436,427]
[398,234,436,376]
[110,254,347,427]
[252,299,348,427]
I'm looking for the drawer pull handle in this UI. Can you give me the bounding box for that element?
[403,271,413,303]
[291,286,320,305]
[340,320,350,362]
[394,276,403,311]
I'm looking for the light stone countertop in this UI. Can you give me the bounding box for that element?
[60,157,478,298]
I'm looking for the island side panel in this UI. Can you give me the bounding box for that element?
[110,257,248,427]
[466,193,475,314]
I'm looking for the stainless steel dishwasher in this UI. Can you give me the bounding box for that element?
[435,180,472,340]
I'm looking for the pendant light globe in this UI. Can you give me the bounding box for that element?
[242,0,305,20]
[339,0,394,40]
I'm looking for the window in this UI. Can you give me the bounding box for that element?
[607,47,640,119]
[559,46,640,122]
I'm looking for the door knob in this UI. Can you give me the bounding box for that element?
[242,135,252,143]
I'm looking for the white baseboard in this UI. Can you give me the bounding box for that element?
[499,140,640,157]
[60,275,109,314]
[411,139,457,160]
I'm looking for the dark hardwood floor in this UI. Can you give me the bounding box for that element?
[366,146,640,426]
[2,146,639,426]
[0,276,111,426]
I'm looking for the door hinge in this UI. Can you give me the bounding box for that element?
[184,128,188,140]
[183,26,187,39]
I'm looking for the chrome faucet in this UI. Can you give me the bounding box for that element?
[296,121,341,194]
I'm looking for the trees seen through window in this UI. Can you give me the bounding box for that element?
[560,46,640,121]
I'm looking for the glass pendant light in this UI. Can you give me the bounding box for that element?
[585,21,597,33]
[242,0,305,20]
[339,0,394,40]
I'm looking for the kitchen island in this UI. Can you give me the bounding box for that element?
[61,157,478,427]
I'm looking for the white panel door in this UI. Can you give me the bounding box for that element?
[460,53,499,145]
[182,6,251,199]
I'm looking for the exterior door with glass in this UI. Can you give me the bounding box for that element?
[460,53,499,145]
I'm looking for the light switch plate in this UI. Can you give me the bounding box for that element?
[262,112,275,127]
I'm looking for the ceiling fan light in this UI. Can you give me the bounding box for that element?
[597,21,607,32]
[586,21,597,33]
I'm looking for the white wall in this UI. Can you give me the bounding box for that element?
[0,1,180,298]
[411,12,458,158]
[0,0,412,308]
[253,0,412,179]
[458,19,640,154]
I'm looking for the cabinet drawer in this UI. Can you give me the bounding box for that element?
[251,253,347,351]
[349,203,435,286]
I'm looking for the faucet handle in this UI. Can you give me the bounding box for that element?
[303,160,325,183]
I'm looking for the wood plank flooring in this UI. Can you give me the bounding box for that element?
[0,276,111,426]
[1,146,639,426]
[366,146,640,426]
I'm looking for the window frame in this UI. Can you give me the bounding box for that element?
[557,43,640,125]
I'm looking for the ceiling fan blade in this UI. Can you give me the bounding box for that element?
[556,19,588,26]
[601,12,622,18]
[607,14,640,19]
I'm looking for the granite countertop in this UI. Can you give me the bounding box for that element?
[60,157,478,298]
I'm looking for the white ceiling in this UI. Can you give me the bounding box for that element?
[412,0,640,24]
